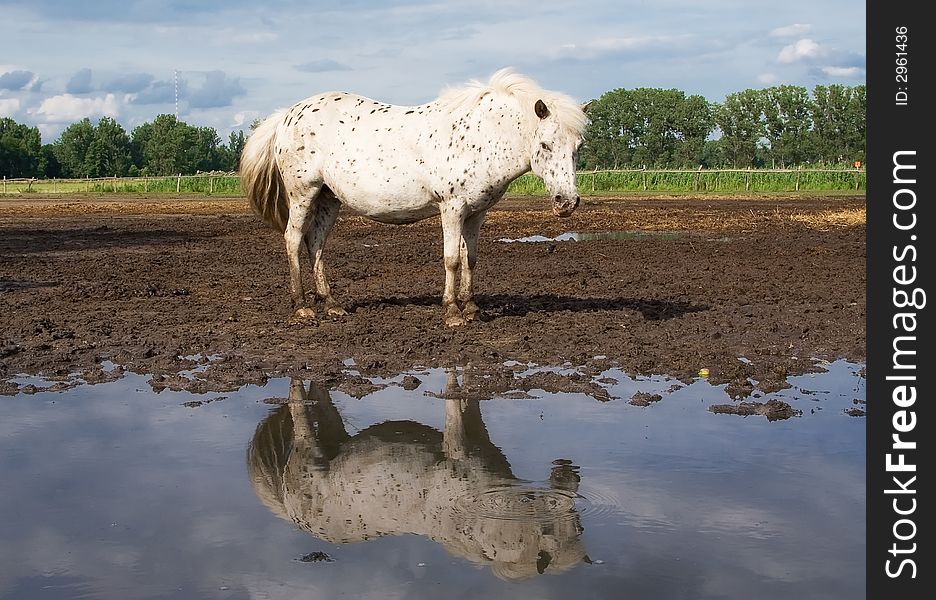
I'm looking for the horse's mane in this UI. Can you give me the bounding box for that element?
[437,68,587,135]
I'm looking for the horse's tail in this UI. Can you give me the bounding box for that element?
[240,111,289,232]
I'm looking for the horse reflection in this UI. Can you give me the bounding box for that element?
[247,377,587,579]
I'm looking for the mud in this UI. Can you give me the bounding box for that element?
[0,194,865,401]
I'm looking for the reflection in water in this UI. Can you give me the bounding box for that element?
[247,376,587,580]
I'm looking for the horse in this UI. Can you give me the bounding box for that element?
[247,374,587,579]
[240,69,588,327]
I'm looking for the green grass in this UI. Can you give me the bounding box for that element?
[2,169,865,196]
[508,169,865,195]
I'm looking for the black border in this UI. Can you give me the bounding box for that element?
[867,2,931,596]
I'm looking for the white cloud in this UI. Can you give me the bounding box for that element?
[552,34,694,60]
[770,24,812,38]
[757,73,779,85]
[820,66,861,77]
[232,110,258,127]
[31,93,120,122]
[0,97,21,117]
[777,38,822,64]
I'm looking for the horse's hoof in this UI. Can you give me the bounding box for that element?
[445,315,467,328]
[462,303,480,322]
[326,305,348,317]
[289,307,318,325]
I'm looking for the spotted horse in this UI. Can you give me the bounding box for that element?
[240,69,589,326]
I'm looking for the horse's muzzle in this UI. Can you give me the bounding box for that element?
[552,195,580,218]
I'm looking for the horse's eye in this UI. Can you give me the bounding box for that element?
[540,142,551,151]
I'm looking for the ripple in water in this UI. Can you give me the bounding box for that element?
[452,483,580,524]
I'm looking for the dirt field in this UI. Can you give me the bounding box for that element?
[0,193,865,400]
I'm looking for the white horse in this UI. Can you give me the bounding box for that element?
[248,377,587,579]
[240,69,588,327]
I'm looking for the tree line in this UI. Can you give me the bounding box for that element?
[0,114,246,179]
[1,82,865,179]
[582,84,865,169]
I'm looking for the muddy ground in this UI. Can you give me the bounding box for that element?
[0,194,865,402]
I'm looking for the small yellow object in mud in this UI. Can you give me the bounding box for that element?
[698,368,710,378]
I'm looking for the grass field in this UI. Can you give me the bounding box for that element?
[2,168,865,196]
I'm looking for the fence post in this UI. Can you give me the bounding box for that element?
[177,173,182,194]
[113,175,117,193]
[795,166,801,192]
[591,166,596,192]
[642,166,647,191]
[2,176,5,194]
[745,169,751,192]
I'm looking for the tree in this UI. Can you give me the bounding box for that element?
[673,94,713,167]
[580,89,639,169]
[811,84,865,164]
[842,85,866,164]
[132,115,225,175]
[580,88,714,169]
[0,118,42,177]
[220,130,247,171]
[762,85,813,167]
[714,90,765,167]
[53,118,95,177]
[85,117,133,177]
[184,126,222,172]
[38,144,62,178]
[132,114,183,175]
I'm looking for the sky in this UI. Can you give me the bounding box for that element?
[0,0,865,143]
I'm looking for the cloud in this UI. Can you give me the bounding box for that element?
[31,93,120,123]
[66,68,94,93]
[818,66,862,77]
[0,98,21,117]
[232,110,259,127]
[129,79,177,105]
[777,38,822,64]
[770,24,812,38]
[106,72,155,93]
[552,34,696,61]
[295,59,353,73]
[0,70,35,91]
[187,71,246,109]
[757,73,779,85]
[230,31,279,44]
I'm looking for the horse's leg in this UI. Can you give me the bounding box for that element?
[285,185,321,322]
[285,379,329,470]
[441,368,467,459]
[303,189,346,316]
[440,205,467,327]
[458,210,486,322]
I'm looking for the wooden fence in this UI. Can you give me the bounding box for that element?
[1,167,865,196]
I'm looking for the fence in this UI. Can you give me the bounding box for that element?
[1,167,865,196]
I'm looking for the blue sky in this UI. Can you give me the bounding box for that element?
[0,0,865,143]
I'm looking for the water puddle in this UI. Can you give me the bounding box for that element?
[0,360,865,598]
[497,230,682,243]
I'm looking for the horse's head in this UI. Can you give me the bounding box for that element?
[529,99,586,218]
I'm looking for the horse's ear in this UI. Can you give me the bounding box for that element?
[534,99,550,119]
[581,101,592,113]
